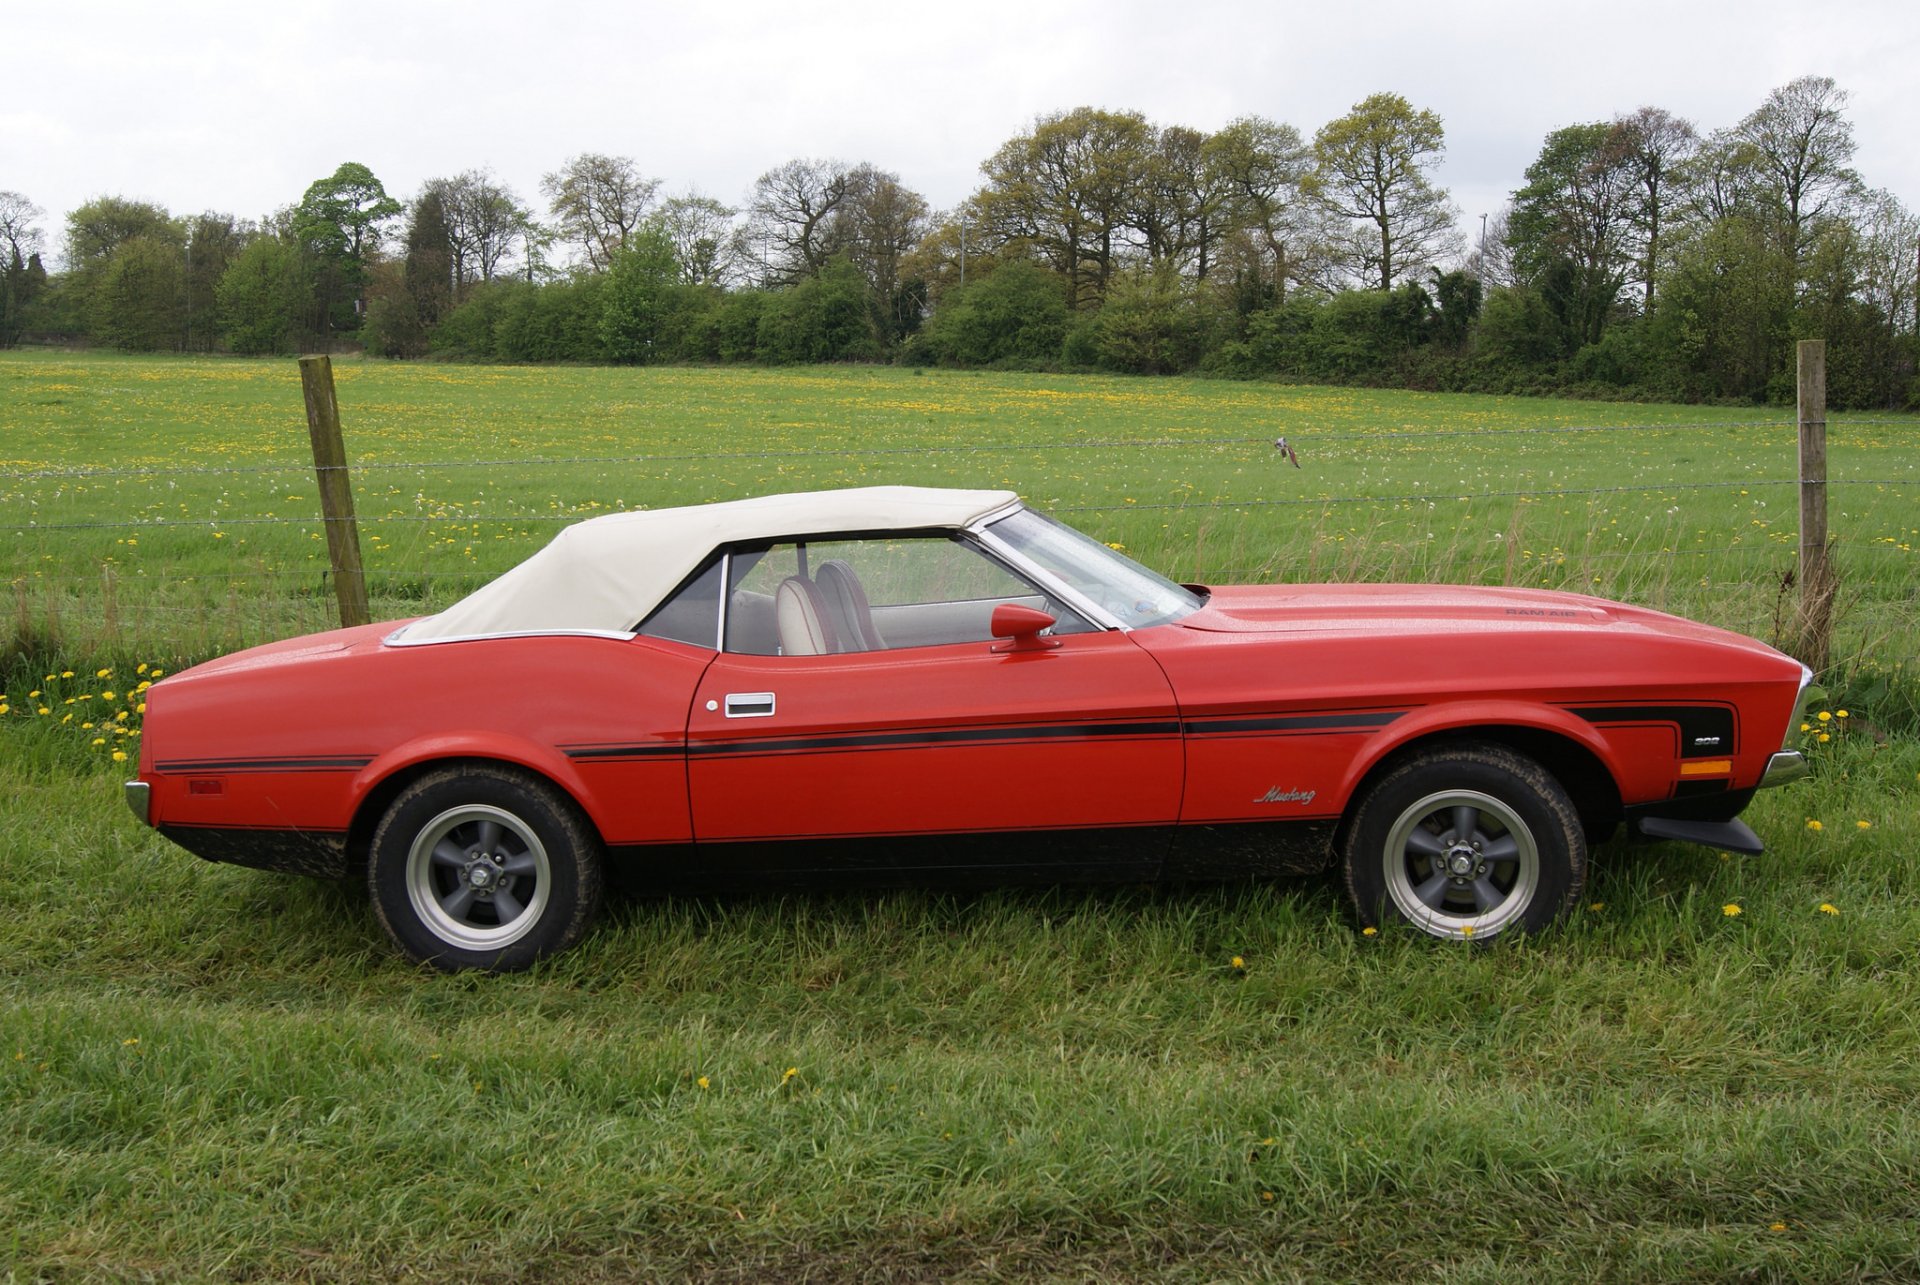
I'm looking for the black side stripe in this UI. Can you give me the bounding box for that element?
[562,743,687,762]
[1569,705,1738,758]
[155,755,373,773]
[686,720,1183,757]
[1183,710,1406,736]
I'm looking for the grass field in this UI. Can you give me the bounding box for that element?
[4,351,1920,1280]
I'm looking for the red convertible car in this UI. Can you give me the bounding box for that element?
[127,486,1810,970]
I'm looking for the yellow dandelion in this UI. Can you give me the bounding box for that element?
[95,668,111,679]
[1817,711,1831,722]
[696,1076,710,1090]
[1807,819,1823,832]
[1799,722,1811,732]
[1461,924,1475,938]
[121,1037,139,1047]
[1819,903,1839,916]
[101,690,114,700]
[1588,902,1605,911]
[1361,926,1378,937]
[61,670,73,678]
[27,690,39,699]
[91,738,105,747]
[136,703,146,714]
[1722,903,1742,917]
[37,707,49,716]
[136,664,148,674]
[1856,820,1871,830]
[781,1066,799,1084]
[1230,956,1245,970]
[1836,710,1848,718]
[1260,1191,1275,1203]
[150,669,164,678]
[1769,1222,1787,1232]
[0,705,9,716]
[1818,732,1831,743]
[112,751,127,762]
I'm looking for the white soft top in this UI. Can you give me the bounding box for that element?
[392,485,1020,644]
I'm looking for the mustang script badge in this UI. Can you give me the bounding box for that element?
[1254,786,1317,806]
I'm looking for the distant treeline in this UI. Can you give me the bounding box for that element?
[3,76,1915,408]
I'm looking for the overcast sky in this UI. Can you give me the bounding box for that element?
[8,0,1917,266]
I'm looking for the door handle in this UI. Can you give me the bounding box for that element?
[724,692,776,718]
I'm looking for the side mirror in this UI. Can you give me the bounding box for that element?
[990,603,1061,652]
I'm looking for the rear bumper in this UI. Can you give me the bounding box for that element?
[124,780,151,827]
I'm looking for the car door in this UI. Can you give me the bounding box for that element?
[681,533,1183,880]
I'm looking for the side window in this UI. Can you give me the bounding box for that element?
[634,558,724,648]
[721,534,1092,657]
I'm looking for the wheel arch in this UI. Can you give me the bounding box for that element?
[344,740,605,874]
[1335,713,1623,848]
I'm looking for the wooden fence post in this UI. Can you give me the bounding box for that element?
[299,356,371,630]
[1793,339,1832,672]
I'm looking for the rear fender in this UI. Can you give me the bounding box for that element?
[351,733,602,825]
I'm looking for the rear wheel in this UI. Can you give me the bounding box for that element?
[369,765,603,972]
[1344,743,1585,941]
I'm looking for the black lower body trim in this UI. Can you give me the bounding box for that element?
[1624,788,1758,826]
[608,819,1337,892]
[158,825,351,880]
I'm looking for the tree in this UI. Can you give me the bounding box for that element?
[1605,106,1697,312]
[404,188,455,331]
[1507,123,1638,351]
[1650,216,1793,401]
[739,158,854,287]
[426,170,533,293]
[1204,116,1318,300]
[1733,75,1859,272]
[64,196,177,277]
[1312,93,1460,290]
[293,162,403,337]
[541,153,660,271]
[919,259,1069,366]
[92,235,184,350]
[655,193,737,285]
[755,257,872,363]
[974,107,1154,310]
[216,236,306,355]
[838,165,930,342]
[1,191,45,347]
[599,228,693,362]
[183,213,250,352]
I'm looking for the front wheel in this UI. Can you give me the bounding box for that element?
[369,764,603,972]
[1343,743,1585,941]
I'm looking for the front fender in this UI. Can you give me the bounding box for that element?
[1336,700,1624,806]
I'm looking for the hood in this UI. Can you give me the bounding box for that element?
[1182,583,1778,656]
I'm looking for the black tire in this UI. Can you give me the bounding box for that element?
[1344,742,1585,941]
[368,764,603,972]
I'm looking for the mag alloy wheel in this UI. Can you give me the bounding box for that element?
[369,765,603,972]
[1344,743,1586,942]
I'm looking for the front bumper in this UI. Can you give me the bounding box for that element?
[1759,750,1809,790]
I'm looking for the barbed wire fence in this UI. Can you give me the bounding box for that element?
[5,344,1917,672]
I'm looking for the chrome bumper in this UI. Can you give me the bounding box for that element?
[124,780,151,826]
[1759,751,1809,790]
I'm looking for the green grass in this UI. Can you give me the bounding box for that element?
[4,352,1920,1280]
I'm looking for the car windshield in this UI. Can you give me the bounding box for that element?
[986,507,1204,629]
